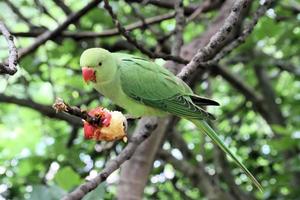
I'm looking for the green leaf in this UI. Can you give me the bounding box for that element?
[268,136,298,152]
[82,183,105,200]
[271,124,288,135]
[18,159,32,177]
[30,185,66,200]
[54,167,81,190]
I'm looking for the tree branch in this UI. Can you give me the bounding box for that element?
[12,12,175,39]
[0,94,81,126]
[4,0,36,28]
[273,59,300,76]
[152,0,219,52]
[177,0,252,80]
[103,0,188,64]
[52,98,103,126]
[254,64,285,125]
[66,126,80,148]
[182,0,274,71]
[34,0,58,23]
[63,117,158,200]
[1,0,101,74]
[126,0,207,15]
[0,21,18,75]
[206,0,274,65]
[211,64,269,120]
[186,0,220,23]
[17,0,101,60]
[159,149,233,200]
[169,176,194,200]
[172,0,185,57]
[52,0,73,16]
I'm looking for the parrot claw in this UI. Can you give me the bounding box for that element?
[123,136,128,143]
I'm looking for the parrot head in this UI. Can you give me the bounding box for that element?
[80,48,116,84]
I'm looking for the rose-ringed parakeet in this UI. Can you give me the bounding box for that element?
[80,48,262,191]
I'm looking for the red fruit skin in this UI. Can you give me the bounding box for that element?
[94,129,102,140]
[88,107,103,116]
[83,122,97,139]
[88,107,112,127]
[83,107,112,140]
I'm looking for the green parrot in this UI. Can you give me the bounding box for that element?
[80,48,262,191]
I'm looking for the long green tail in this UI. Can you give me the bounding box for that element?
[191,119,263,192]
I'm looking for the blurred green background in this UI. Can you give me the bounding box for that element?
[0,0,299,199]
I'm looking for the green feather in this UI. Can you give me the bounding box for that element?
[116,54,262,190]
[192,120,263,192]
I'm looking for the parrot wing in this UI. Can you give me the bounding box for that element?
[116,55,262,191]
[117,56,215,120]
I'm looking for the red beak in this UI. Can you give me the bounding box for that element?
[82,67,96,83]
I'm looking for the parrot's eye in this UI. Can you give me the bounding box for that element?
[98,62,102,66]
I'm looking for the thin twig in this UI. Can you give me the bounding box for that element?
[166,0,185,74]
[156,0,214,45]
[12,0,221,40]
[34,0,58,23]
[66,126,80,148]
[180,0,274,74]
[177,0,252,80]
[4,0,36,28]
[172,0,185,57]
[154,0,215,48]
[127,3,170,54]
[204,0,274,65]
[128,0,202,15]
[128,3,159,34]
[12,12,174,39]
[53,98,102,126]
[0,21,18,75]
[18,0,101,60]
[186,0,217,23]
[0,94,82,125]
[0,0,101,71]
[211,64,268,120]
[53,0,72,15]
[103,0,188,64]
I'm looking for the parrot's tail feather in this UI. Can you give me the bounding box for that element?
[191,119,263,192]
